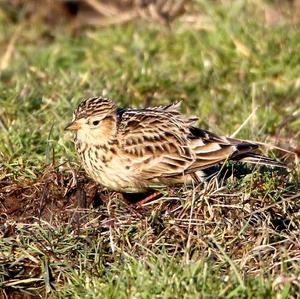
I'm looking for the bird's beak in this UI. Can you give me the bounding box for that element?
[64,120,81,131]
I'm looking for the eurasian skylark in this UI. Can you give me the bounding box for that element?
[65,97,285,194]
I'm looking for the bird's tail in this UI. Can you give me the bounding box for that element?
[232,152,287,168]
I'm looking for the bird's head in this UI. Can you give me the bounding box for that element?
[65,97,117,145]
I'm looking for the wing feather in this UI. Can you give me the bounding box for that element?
[117,109,195,179]
[116,106,285,183]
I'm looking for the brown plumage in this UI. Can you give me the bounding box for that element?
[65,97,285,193]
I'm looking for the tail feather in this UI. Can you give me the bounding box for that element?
[188,127,287,170]
[232,152,287,168]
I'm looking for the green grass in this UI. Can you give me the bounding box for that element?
[0,0,300,298]
[0,223,293,298]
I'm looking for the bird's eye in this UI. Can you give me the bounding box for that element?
[92,120,100,126]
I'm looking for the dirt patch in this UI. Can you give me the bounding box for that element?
[0,166,103,225]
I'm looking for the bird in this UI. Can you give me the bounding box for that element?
[65,96,285,199]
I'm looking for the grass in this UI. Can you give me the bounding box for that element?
[0,0,300,298]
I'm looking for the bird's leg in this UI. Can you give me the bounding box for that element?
[135,191,162,206]
[122,191,162,206]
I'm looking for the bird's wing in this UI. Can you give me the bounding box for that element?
[148,101,182,112]
[117,107,284,181]
[140,101,198,124]
[185,127,259,173]
[117,108,197,179]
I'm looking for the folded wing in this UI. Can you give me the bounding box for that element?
[117,105,285,181]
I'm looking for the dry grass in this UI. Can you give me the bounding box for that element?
[1,163,300,297]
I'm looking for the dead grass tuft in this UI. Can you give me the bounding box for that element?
[0,164,299,296]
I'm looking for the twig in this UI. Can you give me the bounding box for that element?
[248,193,300,217]
[79,11,139,27]
[230,107,259,138]
[245,139,297,156]
[84,0,118,17]
[0,25,22,71]
[185,181,196,263]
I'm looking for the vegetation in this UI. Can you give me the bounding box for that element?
[0,1,299,298]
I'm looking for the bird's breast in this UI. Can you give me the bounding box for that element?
[75,141,144,192]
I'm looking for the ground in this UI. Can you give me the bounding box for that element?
[0,0,300,298]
